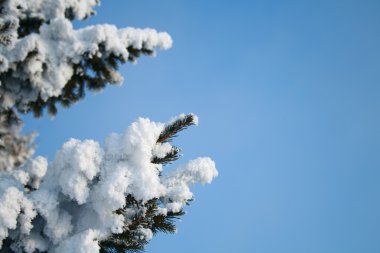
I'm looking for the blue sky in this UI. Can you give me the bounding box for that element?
[23,1,380,252]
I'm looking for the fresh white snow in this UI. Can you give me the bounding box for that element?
[0,116,217,252]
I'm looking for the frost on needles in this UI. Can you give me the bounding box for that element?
[0,114,218,253]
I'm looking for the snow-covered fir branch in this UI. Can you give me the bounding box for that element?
[0,115,218,253]
[0,0,171,171]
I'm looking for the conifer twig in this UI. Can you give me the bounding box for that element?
[157,114,197,143]
[151,146,181,165]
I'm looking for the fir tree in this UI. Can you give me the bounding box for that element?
[0,1,217,252]
[0,0,171,170]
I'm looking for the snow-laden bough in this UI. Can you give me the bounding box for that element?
[0,114,217,253]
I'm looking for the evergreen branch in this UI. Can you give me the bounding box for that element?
[24,44,151,117]
[0,19,17,33]
[157,114,197,143]
[151,210,184,234]
[102,196,185,253]
[127,46,153,62]
[151,146,181,165]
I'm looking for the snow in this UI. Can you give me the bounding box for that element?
[19,0,100,21]
[0,19,172,109]
[0,0,172,113]
[23,156,48,189]
[0,177,37,248]
[54,229,100,253]
[169,113,199,126]
[0,1,216,252]
[138,227,154,241]
[0,115,217,252]
[153,142,174,159]
[50,139,102,204]
[161,158,217,212]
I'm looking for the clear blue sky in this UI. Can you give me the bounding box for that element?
[23,1,380,252]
